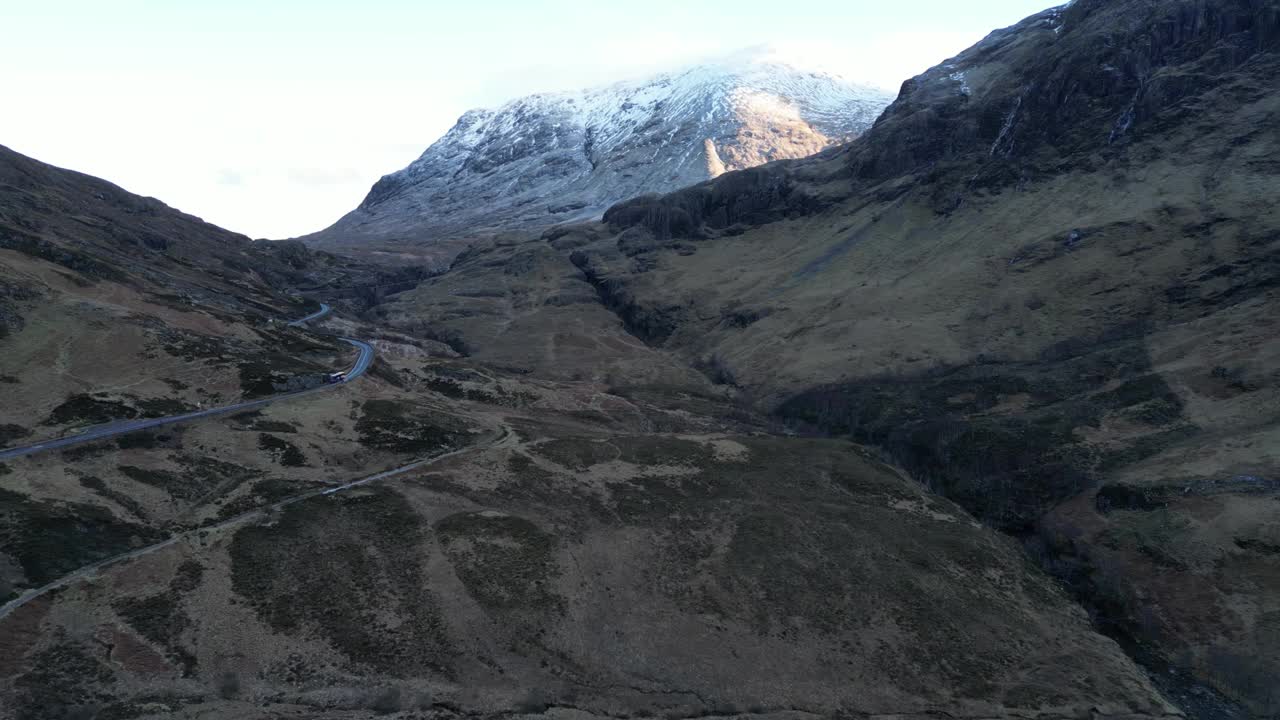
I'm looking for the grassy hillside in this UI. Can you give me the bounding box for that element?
[377,0,1280,712]
[0,145,433,445]
[0,143,1181,715]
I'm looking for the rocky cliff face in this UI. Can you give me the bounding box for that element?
[604,0,1280,236]
[301,53,891,266]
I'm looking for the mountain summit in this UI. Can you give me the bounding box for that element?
[302,53,893,264]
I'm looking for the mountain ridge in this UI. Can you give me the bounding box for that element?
[374,0,1280,713]
[299,54,893,266]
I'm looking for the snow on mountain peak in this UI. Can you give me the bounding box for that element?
[304,53,895,263]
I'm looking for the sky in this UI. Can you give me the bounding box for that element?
[0,0,1056,239]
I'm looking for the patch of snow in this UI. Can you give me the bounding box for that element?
[1042,0,1075,34]
[990,95,1023,156]
[333,52,894,242]
[398,58,891,184]
[1109,87,1142,144]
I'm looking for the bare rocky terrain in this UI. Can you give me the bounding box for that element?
[3,0,1279,718]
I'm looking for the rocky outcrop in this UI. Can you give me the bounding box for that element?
[602,162,827,241]
[843,0,1280,188]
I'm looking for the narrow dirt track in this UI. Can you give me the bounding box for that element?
[0,422,514,622]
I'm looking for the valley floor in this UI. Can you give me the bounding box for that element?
[0,306,1181,720]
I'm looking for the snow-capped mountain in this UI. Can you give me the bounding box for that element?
[301,51,893,263]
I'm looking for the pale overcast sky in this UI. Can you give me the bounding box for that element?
[1,1,1056,239]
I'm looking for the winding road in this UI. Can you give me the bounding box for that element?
[0,300,420,619]
[0,303,372,461]
[286,302,333,327]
